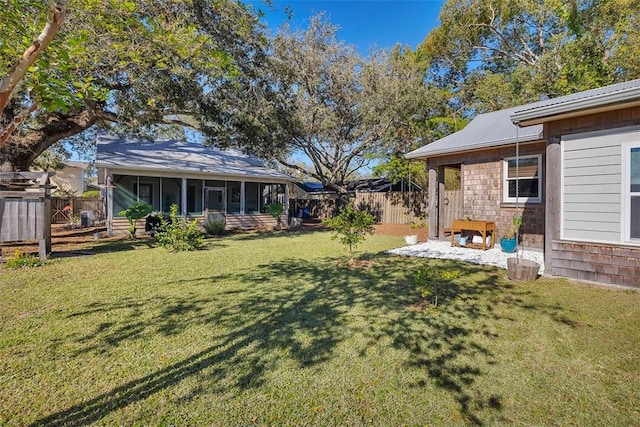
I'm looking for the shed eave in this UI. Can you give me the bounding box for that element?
[511,89,640,126]
[405,135,542,160]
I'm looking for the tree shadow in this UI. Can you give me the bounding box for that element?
[31,253,581,426]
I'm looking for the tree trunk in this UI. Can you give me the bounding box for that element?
[0,107,108,171]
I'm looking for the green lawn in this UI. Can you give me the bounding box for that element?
[1,230,639,426]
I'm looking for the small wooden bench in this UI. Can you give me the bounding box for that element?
[450,219,495,250]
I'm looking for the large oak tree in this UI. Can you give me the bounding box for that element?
[202,15,448,197]
[0,0,269,171]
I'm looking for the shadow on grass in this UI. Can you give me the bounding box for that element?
[31,253,578,426]
[229,225,330,242]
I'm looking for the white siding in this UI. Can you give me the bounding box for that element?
[562,133,622,242]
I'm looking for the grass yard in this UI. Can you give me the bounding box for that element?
[1,229,639,426]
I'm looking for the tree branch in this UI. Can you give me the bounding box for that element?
[0,3,66,114]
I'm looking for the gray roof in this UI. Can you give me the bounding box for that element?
[406,107,543,159]
[62,160,90,170]
[95,133,292,181]
[512,78,640,125]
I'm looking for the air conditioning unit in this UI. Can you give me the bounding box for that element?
[80,210,94,228]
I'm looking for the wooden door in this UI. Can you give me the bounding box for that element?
[442,189,462,233]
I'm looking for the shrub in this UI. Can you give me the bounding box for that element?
[204,219,226,236]
[414,266,460,307]
[82,190,101,198]
[5,250,43,269]
[118,202,153,237]
[155,204,204,251]
[266,202,284,230]
[322,203,375,259]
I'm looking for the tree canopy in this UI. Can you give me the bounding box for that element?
[204,15,451,195]
[417,0,640,112]
[0,0,269,171]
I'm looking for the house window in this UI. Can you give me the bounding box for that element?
[629,147,640,240]
[503,154,542,203]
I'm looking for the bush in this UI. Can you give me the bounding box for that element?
[322,203,375,259]
[155,204,204,251]
[204,219,226,236]
[266,202,284,230]
[118,202,153,237]
[82,190,101,198]
[5,250,43,269]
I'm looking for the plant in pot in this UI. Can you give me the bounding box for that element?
[499,213,521,253]
[405,216,427,245]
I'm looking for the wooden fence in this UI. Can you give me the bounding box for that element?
[51,197,105,224]
[0,172,53,259]
[298,191,428,224]
[354,191,428,224]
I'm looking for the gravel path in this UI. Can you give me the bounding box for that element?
[388,239,545,275]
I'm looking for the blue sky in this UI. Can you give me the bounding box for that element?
[245,0,446,53]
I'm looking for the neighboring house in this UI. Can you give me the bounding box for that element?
[95,133,293,235]
[408,79,640,288]
[51,161,89,196]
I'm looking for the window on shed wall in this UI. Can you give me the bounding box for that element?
[629,147,640,240]
[503,154,542,203]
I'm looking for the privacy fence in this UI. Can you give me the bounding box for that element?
[300,191,429,224]
[51,197,105,224]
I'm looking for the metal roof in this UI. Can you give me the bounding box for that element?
[95,133,292,181]
[405,107,543,160]
[511,79,640,125]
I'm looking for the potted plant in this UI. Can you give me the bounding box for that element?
[405,215,427,245]
[500,213,521,253]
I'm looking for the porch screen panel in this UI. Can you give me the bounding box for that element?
[562,134,622,243]
[227,181,241,214]
[138,177,161,211]
[162,178,182,213]
[260,183,285,213]
[187,179,203,215]
[245,182,259,214]
[113,175,137,215]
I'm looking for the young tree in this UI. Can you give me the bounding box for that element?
[323,203,375,261]
[0,0,269,171]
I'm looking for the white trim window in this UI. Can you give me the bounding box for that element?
[627,146,640,241]
[503,154,542,203]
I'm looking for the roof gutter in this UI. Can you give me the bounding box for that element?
[511,87,640,126]
[404,135,542,160]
